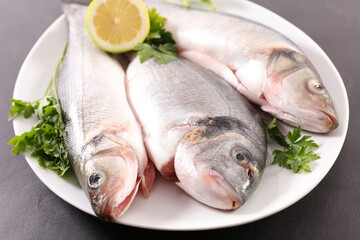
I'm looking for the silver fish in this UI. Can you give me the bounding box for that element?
[57,3,154,221]
[126,56,267,210]
[142,0,339,133]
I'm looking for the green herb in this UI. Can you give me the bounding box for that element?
[264,118,320,173]
[134,9,178,64]
[181,0,216,10]
[8,47,70,176]
[8,99,39,120]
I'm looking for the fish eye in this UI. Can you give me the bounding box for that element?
[88,172,104,188]
[231,147,247,164]
[236,153,245,161]
[307,79,326,95]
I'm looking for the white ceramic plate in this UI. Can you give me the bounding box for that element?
[13,0,349,231]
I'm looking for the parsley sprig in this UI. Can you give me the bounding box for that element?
[8,48,70,176]
[181,0,216,10]
[264,118,320,173]
[134,9,178,64]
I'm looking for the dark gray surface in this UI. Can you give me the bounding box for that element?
[0,0,358,239]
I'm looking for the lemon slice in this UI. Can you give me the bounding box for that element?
[85,0,150,53]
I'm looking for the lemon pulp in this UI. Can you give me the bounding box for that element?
[86,0,150,53]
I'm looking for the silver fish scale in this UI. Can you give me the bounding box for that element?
[57,4,126,171]
[127,57,262,135]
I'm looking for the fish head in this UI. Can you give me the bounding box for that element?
[83,144,139,221]
[175,117,266,210]
[264,48,338,132]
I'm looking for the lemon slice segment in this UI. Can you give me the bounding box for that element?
[85,0,150,53]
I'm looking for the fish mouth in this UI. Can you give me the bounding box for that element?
[262,105,339,133]
[209,169,244,209]
[319,110,339,130]
[209,161,260,209]
[88,151,140,221]
[94,179,140,222]
[238,163,260,182]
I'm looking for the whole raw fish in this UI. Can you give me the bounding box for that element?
[126,56,267,210]
[142,0,338,133]
[57,3,154,221]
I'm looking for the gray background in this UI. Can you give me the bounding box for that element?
[1,0,359,239]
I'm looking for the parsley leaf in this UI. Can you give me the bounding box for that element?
[133,9,178,64]
[182,0,190,7]
[8,99,39,120]
[264,118,320,173]
[134,42,178,64]
[264,118,289,148]
[200,0,216,10]
[180,0,216,10]
[8,46,70,176]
